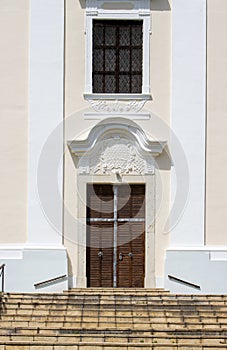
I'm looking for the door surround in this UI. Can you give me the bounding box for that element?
[67,118,166,288]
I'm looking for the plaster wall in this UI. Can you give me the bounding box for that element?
[0,1,29,244]
[206,0,227,245]
[164,0,227,294]
[170,0,207,247]
[27,0,65,245]
[0,0,68,293]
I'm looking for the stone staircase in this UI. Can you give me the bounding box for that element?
[0,288,227,349]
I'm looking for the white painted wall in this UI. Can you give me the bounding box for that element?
[0,246,68,293]
[0,0,68,293]
[165,248,227,294]
[170,0,207,247]
[206,0,227,245]
[0,1,29,244]
[28,0,65,245]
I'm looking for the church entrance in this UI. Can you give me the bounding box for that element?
[86,184,145,288]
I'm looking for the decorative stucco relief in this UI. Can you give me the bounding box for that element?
[88,100,147,114]
[78,138,154,175]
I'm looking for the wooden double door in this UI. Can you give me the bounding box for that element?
[86,184,145,288]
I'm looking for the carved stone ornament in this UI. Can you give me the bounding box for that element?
[88,99,147,114]
[78,138,154,175]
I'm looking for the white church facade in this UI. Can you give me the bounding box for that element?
[1,0,227,293]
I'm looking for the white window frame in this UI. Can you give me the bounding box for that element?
[84,0,151,100]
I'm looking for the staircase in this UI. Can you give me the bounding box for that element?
[0,288,227,349]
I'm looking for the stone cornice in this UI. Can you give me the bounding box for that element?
[68,119,167,157]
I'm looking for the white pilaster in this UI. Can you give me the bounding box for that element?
[28,0,64,245]
[170,0,207,246]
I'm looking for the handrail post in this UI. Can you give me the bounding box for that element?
[2,265,4,293]
[0,264,5,293]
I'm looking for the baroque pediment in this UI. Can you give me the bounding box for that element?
[68,118,167,176]
[79,138,154,175]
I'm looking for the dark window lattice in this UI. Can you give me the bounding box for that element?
[92,20,143,94]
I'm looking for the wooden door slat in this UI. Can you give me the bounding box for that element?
[87,184,145,288]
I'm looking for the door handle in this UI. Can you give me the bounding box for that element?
[119,252,124,261]
[119,252,133,260]
[98,251,103,258]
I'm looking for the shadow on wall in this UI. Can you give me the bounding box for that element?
[67,253,73,278]
[150,0,171,11]
[79,0,171,11]
[156,149,172,171]
[79,0,86,8]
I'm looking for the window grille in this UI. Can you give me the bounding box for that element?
[92,20,143,94]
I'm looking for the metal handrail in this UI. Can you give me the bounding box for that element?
[0,264,5,293]
[168,275,201,290]
[34,274,67,288]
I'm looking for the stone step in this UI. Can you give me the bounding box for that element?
[1,315,226,326]
[1,326,227,338]
[2,310,225,321]
[1,308,225,319]
[1,297,227,308]
[1,326,227,335]
[1,290,227,349]
[2,306,227,317]
[1,305,226,316]
[2,310,227,318]
[4,294,227,305]
[4,292,227,301]
[0,341,226,350]
[4,309,227,317]
[1,319,227,330]
[0,331,226,345]
[1,313,227,323]
[66,290,227,299]
[1,311,227,320]
[2,297,227,308]
[3,290,170,299]
[66,288,169,292]
[3,299,227,309]
[0,340,227,349]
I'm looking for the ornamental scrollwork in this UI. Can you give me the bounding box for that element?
[78,138,154,175]
[88,99,147,114]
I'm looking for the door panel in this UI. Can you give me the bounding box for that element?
[117,184,145,218]
[117,185,145,287]
[87,184,114,219]
[117,222,132,288]
[86,184,145,288]
[117,222,145,288]
[131,224,145,287]
[87,222,114,287]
